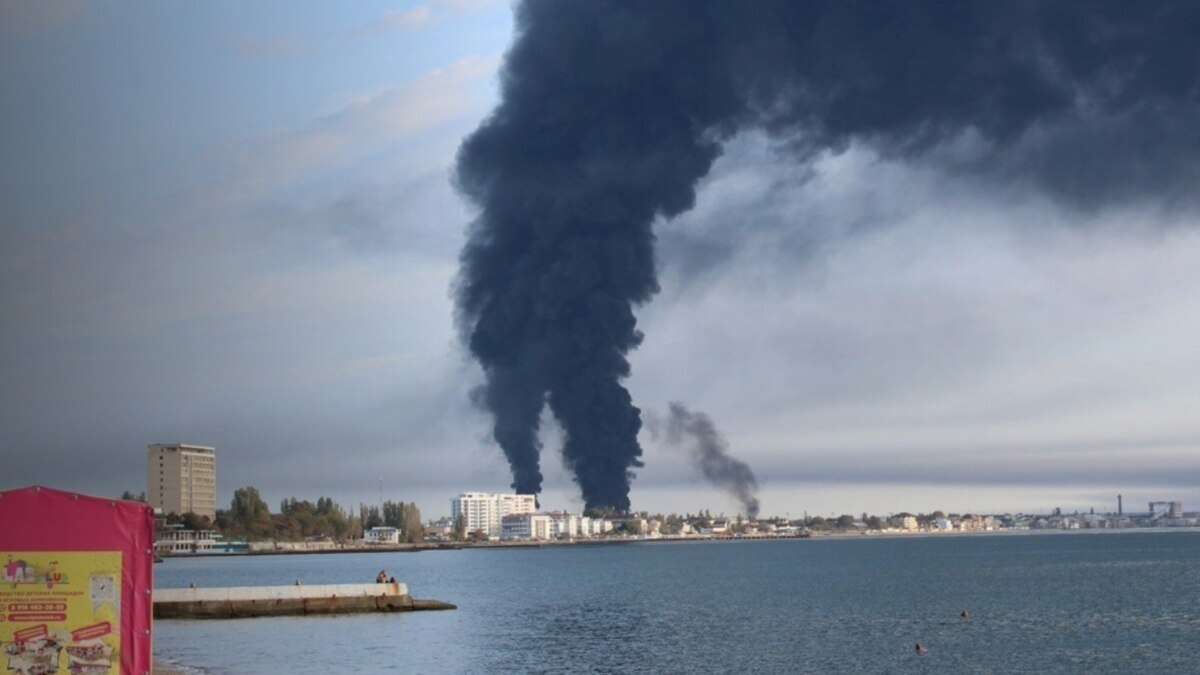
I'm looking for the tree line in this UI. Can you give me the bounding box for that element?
[147,486,424,543]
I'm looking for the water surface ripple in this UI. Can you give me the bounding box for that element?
[153,532,1200,674]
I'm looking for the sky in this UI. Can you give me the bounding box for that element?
[3,1,1199,520]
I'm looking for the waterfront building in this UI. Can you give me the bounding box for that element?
[364,526,400,545]
[426,517,454,537]
[147,443,217,520]
[154,524,247,555]
[501,513,553,541]
[702,520,729,535]
[892,515,918,531]
[451,492,537,538]
[958,515,987,532]
[580,517,612,536]
[548,511,580,538]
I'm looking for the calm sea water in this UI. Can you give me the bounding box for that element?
[153,531,1200,674]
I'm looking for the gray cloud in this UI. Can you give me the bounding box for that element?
[6,2,1200,522]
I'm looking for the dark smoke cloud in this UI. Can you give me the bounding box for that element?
[662,403,760,519]
[454,0,1200,512]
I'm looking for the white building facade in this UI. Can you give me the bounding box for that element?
[548,512,579,538]
[501,514,554,541]
[451,492,537,538]
[364,526,400,544]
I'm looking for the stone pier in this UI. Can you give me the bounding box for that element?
[153,582,455,619]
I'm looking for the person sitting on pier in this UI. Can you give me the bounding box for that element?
[375,570,388,583]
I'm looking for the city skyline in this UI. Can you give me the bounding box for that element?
[4,1,1200,519]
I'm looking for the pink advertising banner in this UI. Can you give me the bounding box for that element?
[1,486,154,675]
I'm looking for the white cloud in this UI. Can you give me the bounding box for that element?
[352,6,434,37]
[212,55,498,207]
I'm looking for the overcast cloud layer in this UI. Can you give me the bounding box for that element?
[2,1,1199,518]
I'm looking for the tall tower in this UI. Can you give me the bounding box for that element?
[147,443,217,520]
[1117,494,1123,516]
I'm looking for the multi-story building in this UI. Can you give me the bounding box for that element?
[451,492,537,538]
[581,517,612,536]
[500,513,554,541]
[548,511,579,538]
[147,443,217,520]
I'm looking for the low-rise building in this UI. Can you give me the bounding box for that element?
[501,513,554,541]
[154,525,247,555]
[426,517,454,538]
[364,526,400,545]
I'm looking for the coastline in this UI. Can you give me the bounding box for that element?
[155,525,1200,561]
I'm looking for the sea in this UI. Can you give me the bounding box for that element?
[153,531,1200,674]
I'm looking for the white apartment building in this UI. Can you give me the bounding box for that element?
[501,513,554,541]
[548,512,580,538]
[148,443,217,520]
[451,492,537,538]
[893,515,918,531]
[580,517,612,537]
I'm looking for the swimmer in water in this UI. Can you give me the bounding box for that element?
[961,609,971,621]
[915,643,928,656]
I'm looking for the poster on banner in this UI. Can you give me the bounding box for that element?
[1,551,121,675]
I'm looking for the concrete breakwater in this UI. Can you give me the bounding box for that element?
[154,582,456,619]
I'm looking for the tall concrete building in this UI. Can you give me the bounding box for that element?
[451,492,537,538]
[148,443,217,520]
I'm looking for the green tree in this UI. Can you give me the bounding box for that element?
[180,512,212,531]
[382,501,403,529]
[228,486,273,539]
[401,503,424,543]
[359,504,384,530]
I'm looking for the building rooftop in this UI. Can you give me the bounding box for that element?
[149,443,216,452]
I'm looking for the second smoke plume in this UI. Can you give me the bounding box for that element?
[665,402,760,519]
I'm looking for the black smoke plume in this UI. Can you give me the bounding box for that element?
[663,403,760,519]
[454,0,1200,512]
